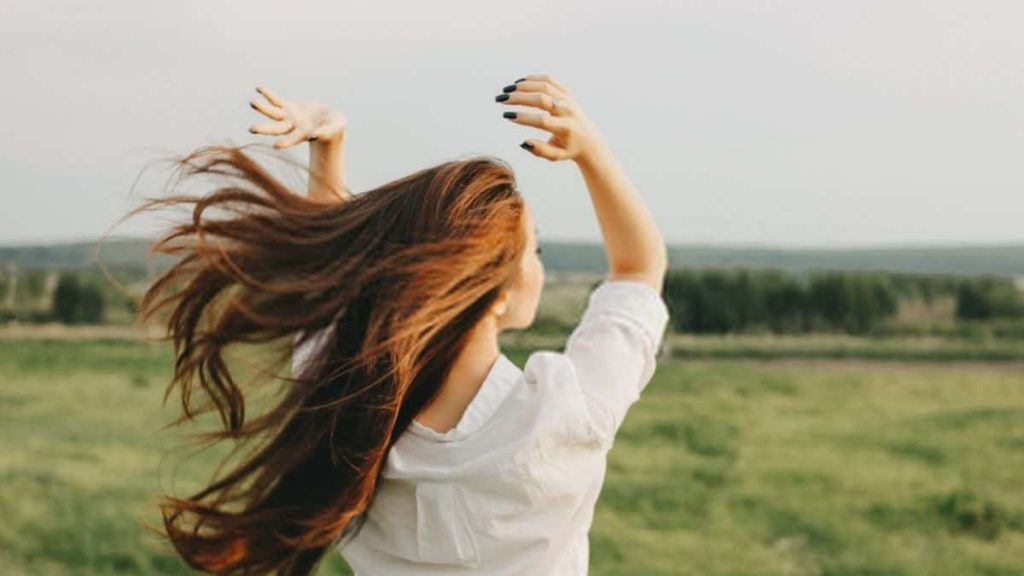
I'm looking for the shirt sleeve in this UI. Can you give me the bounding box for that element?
[562,278,671,450]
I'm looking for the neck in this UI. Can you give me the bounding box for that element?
[416,317,501,432]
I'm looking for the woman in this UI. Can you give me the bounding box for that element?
[138,73,669,575]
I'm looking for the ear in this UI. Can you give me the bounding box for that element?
[492,292,509,317]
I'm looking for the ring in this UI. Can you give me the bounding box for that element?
[551,98,560,114]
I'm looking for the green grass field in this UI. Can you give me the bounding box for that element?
[1,339,1022,575]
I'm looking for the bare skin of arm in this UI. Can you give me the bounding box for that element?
[497,74,668,292]
[307,136,349,204]
[574,144,668,292]
[248,85,351,204]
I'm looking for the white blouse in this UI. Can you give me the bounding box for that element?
[292,279,671,575]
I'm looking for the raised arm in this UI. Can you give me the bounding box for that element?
[498,74,670,449]
[495,74,667,292]
[248,85,352,204]
[573,141,667,291]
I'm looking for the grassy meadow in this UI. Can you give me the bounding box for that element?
[1,337,1022,575]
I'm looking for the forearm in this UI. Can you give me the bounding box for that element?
[575,144,668,288]
[307,136,351,203]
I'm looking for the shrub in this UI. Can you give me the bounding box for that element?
[52,273,106,324]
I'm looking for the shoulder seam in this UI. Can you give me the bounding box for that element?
[524,350,611,450]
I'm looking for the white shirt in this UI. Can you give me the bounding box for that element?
[292,279,670,576]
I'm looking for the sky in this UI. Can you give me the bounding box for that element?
[1,0,1022,248]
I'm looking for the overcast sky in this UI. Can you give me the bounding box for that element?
[1,0,1021,248]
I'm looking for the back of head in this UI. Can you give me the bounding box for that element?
[130,142,527,575]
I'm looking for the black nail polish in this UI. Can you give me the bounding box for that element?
[503,112,517,119]
[514,77,527,83]
[248,127,256,133]
[520,141,534,150]
[249,102,257,110]
[502,84,517,93]
[495,94,510,102]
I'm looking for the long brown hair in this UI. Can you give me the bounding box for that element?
[130,142,526,574]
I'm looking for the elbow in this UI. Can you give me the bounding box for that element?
[653,229,669,266]
[651,241,669,275]
[608,243,668,291]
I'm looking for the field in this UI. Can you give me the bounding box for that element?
[1,338,1023,575]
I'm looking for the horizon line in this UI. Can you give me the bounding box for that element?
[1,235,1023,252]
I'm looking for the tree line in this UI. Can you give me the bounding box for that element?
[0,266,1022,332]
[660,268,1024,335]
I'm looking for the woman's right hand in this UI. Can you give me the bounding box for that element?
[495,74,610,165]
[248,86,348,149]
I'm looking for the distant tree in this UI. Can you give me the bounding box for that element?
[956,276,1023,319]
[78,284,105,323]
[52,273,106,324]
[807,272,898,334]
[16,269,47,308]
[808,273,848,328]
[762,272,811,332]
[53,273,80,323]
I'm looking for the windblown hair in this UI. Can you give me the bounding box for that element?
[130,142,526,575]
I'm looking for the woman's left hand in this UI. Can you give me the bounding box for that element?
[248,86,348,149]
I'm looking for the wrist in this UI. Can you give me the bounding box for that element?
[574,140,614,172]
[311,131,345,148]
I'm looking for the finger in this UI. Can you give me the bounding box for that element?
[496,92,564,115]
[502,110,570,136]
[517,74,570,94]
[256,86,285,107]
[503,81,573,115]
[520,139,569,161]
[504,80,568,103]
[274,130,309,149]
[250,99,285,121]
[249,120,294,135]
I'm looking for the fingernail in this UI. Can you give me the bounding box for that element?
[248,127,256,133]
[520,141,534,150]
[514,77,527,83]
[249,102,257,110]
[503,112,517,119]
[495,94,510,102]
[502,84,517,93]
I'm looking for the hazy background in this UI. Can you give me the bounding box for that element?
[1,0,1022,248]
[3,4,1024,575]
